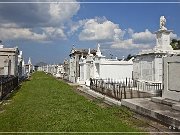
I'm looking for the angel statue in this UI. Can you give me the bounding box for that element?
[160,16,167,30]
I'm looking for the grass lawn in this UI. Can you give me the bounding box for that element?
[0,72,146,134]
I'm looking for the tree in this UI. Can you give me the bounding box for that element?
[170,39,180,50]
[126,54,133,60]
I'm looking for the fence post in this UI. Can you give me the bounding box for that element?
[137,81,140,98]
[96,79,97,91]
[101,80,104,94]
[126,77,127,86]
[129,78,132,99]
[124,85,126,99]
[0,78,2,100]
[120,84,122,100]
[113,83,116,98]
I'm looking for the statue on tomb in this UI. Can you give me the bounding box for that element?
[88,48,91,55]
[96,43,102,56]
[160,16,167,30]
[28,57,32,65]
[97,43,100,50]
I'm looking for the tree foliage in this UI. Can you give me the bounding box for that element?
[125,54,134,60]
[170,39,180,50]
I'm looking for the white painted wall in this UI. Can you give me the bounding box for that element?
[100,63,133,79]
[133,54,164,83]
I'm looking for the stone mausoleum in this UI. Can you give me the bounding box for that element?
[69,47,96,83]
[133,16,180,94]
[0,42,19,76]
[79,44,133,85]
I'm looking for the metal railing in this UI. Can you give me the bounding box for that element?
[90,78,162,101]
[0,76,19,100]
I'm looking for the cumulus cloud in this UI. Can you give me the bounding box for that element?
[74,17,155,50]
[0,27,47,41]
[42,27,67,40]
[0,24,66,41]
[0,0,80,41]
[170,33,177,39]
[109,29,156,49]
[49,0,80,24]
[127,28,134,37]
[0,0,80,27]
[68,19,87,35]
[132,29,156,44]
[111,39,150,49]
[78,17,125,41]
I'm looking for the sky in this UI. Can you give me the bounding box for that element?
[0,0,180,64]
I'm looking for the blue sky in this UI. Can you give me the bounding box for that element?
[0,0,180,64]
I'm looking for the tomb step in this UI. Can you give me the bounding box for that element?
[121,98,180,130]
[172,104,180,111]
[151,97,180,106]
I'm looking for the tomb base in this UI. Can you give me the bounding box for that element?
[151,97,180,111]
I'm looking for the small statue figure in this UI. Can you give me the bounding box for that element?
[97,43,100,52]
[88,48,91,55]
[160,16,167,30]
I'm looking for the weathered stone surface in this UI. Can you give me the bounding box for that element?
[152,97,179,106]
[163,56,180,102]
[172,104,180,111]
[122,98,180,130]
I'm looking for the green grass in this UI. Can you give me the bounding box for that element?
[0,72,146,134]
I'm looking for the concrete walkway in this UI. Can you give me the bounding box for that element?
[77,85,180,131]
[76,85,180,133]
[121,98,180,130]
[77,85,121,106]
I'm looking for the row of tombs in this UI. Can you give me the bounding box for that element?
[68,16,180,102]
[37,16,180,129]
[37,16,180,103]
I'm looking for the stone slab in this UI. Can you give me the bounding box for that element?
[163,56,180,102]
[151,97,163,104]
[121,98,180,130]
[172,104,180,111]
[151,97,179,106]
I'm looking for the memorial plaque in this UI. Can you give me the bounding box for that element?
[163,56,180,101]
[168,62,180,92]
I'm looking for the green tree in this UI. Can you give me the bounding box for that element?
[126,54,133,60]
[170,39,180,50]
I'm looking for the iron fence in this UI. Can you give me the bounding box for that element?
[90,78,162,101]
[0,76,19,100]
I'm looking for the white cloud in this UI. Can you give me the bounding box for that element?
[170,33,177,39]
[0,0,80,27]
[68,19,87,35]
[0,27,47,41]
[79,17,125,41]
[43,27,67,40]
[0,0,80,42]
[111,39,150,49]
[75,17,156,50]
[111,39,133,49]
[0,23,19,28]
[127,28,134,37]
[132,29,156,44]
[109,29,155,49]
[49,0,80,24]
[0,26,66,41]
